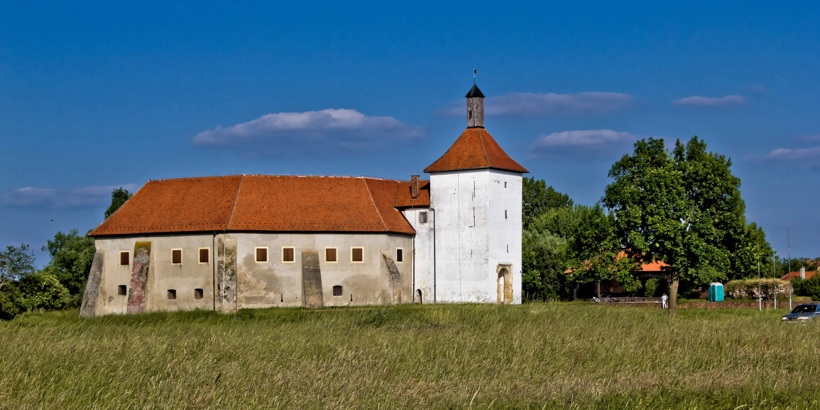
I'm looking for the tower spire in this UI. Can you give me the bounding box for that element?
[466,77,484,128]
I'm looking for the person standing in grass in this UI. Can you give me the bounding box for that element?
[662,293,669,309]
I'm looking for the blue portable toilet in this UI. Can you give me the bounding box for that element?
[708,283,724,302]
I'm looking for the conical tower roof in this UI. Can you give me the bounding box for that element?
[465,84,485,98]
[424,128,528,173]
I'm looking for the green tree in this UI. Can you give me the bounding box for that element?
[523,177,573,230]
[731,222,774,280]
[104,187,133,219]
[603,137,747,316]
[522,229,567,300]
[523,205,586,300]
[0,244,36,291]
[42,229,95,306]
[568,205,640,299]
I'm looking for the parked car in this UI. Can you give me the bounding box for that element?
[782,303,820,321]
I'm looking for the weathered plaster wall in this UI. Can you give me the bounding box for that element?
[430,169,523,304]
[488,170,523,304]
[90,234,218,316]
[85,232,413,316]
[402,207,433,303]
[234,232,412,309]
[431,170,491,303]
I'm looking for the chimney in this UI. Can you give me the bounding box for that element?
[801,267,806,280]
[411,175,420,198]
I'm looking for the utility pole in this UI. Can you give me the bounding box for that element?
[788,228,792,311]
[773,229,777,310]
[758,244,762,312]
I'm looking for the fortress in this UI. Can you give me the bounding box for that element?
[80,84,528,317]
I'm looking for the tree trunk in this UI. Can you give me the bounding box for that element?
[596,280,601,299]
[572,285,578,301]
[669,274,679,317]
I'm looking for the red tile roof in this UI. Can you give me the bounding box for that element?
[565,251,669,273]
[89,175,422,237]
[424,128,529,174]
[782,271,817,281]
[394,180,430,208]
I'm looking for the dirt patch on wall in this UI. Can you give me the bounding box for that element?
[127,242,151,314]
[237,253,285,309]
[216,236,237,313]
[381,252,402,304]
[301,250,323,308]
[79,251,104,318]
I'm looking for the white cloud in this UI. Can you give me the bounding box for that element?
[437,92,635,118]
[0,184,137,209]
[796,134,820,142]
[192,109,424,157]
[761,147,820,162]
[529,129,642,160]
[672,95,746,107]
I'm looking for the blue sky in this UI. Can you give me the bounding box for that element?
[1,1,818,265]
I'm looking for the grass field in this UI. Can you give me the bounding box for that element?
[2,304,819,409]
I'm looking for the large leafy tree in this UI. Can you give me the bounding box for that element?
[0,244,36,291]
[603,137,747,316]
[568,205,640,299]
[41,229,95,305]
[104,187,133,219]
[523,177,573,230]
[521,180,577,301]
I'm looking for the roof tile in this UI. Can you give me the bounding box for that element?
[89,175,417,237]
[424,128,528,173]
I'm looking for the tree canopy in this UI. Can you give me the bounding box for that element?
[523,177,573,230]
[0,244,36,291]
[603,137,749,315]
[41,229,95,305]
[104,187,133,219]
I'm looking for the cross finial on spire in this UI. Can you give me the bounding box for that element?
[473,69,476,84]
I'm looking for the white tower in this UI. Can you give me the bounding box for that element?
[424,83,528,304]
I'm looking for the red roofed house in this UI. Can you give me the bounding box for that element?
[80,83,528,317]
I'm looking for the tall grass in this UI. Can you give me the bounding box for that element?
[1,304,819,409]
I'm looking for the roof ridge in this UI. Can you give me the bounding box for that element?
[477,128,491,167]
[362,178,389,232]
[226,175,245,231]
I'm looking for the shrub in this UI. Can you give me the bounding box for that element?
[799,275,820,301]
[724,278,791,299]
[0,283,22,321]
[16,272,72,312]
[644,278,659,297]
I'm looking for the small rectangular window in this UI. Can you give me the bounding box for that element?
[419,211,428,224]
[351,247,363,263]
[167,289,176,300]
[282,247,295,263]
[396,248,403,263]
[194,288,203,299]
[120,251,130,266]
[199,248,210,264]
[505,210,508,219]
[171,249,182,265]
[504,181,507,188]
[325,247,337,263]
[333,285,343,296]
[255,247,268,263]
[118,285,127,296]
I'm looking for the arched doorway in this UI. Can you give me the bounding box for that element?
[497,266,512,304]
[417,289,423,304]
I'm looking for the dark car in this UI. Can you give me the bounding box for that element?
[782,303,820,321]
